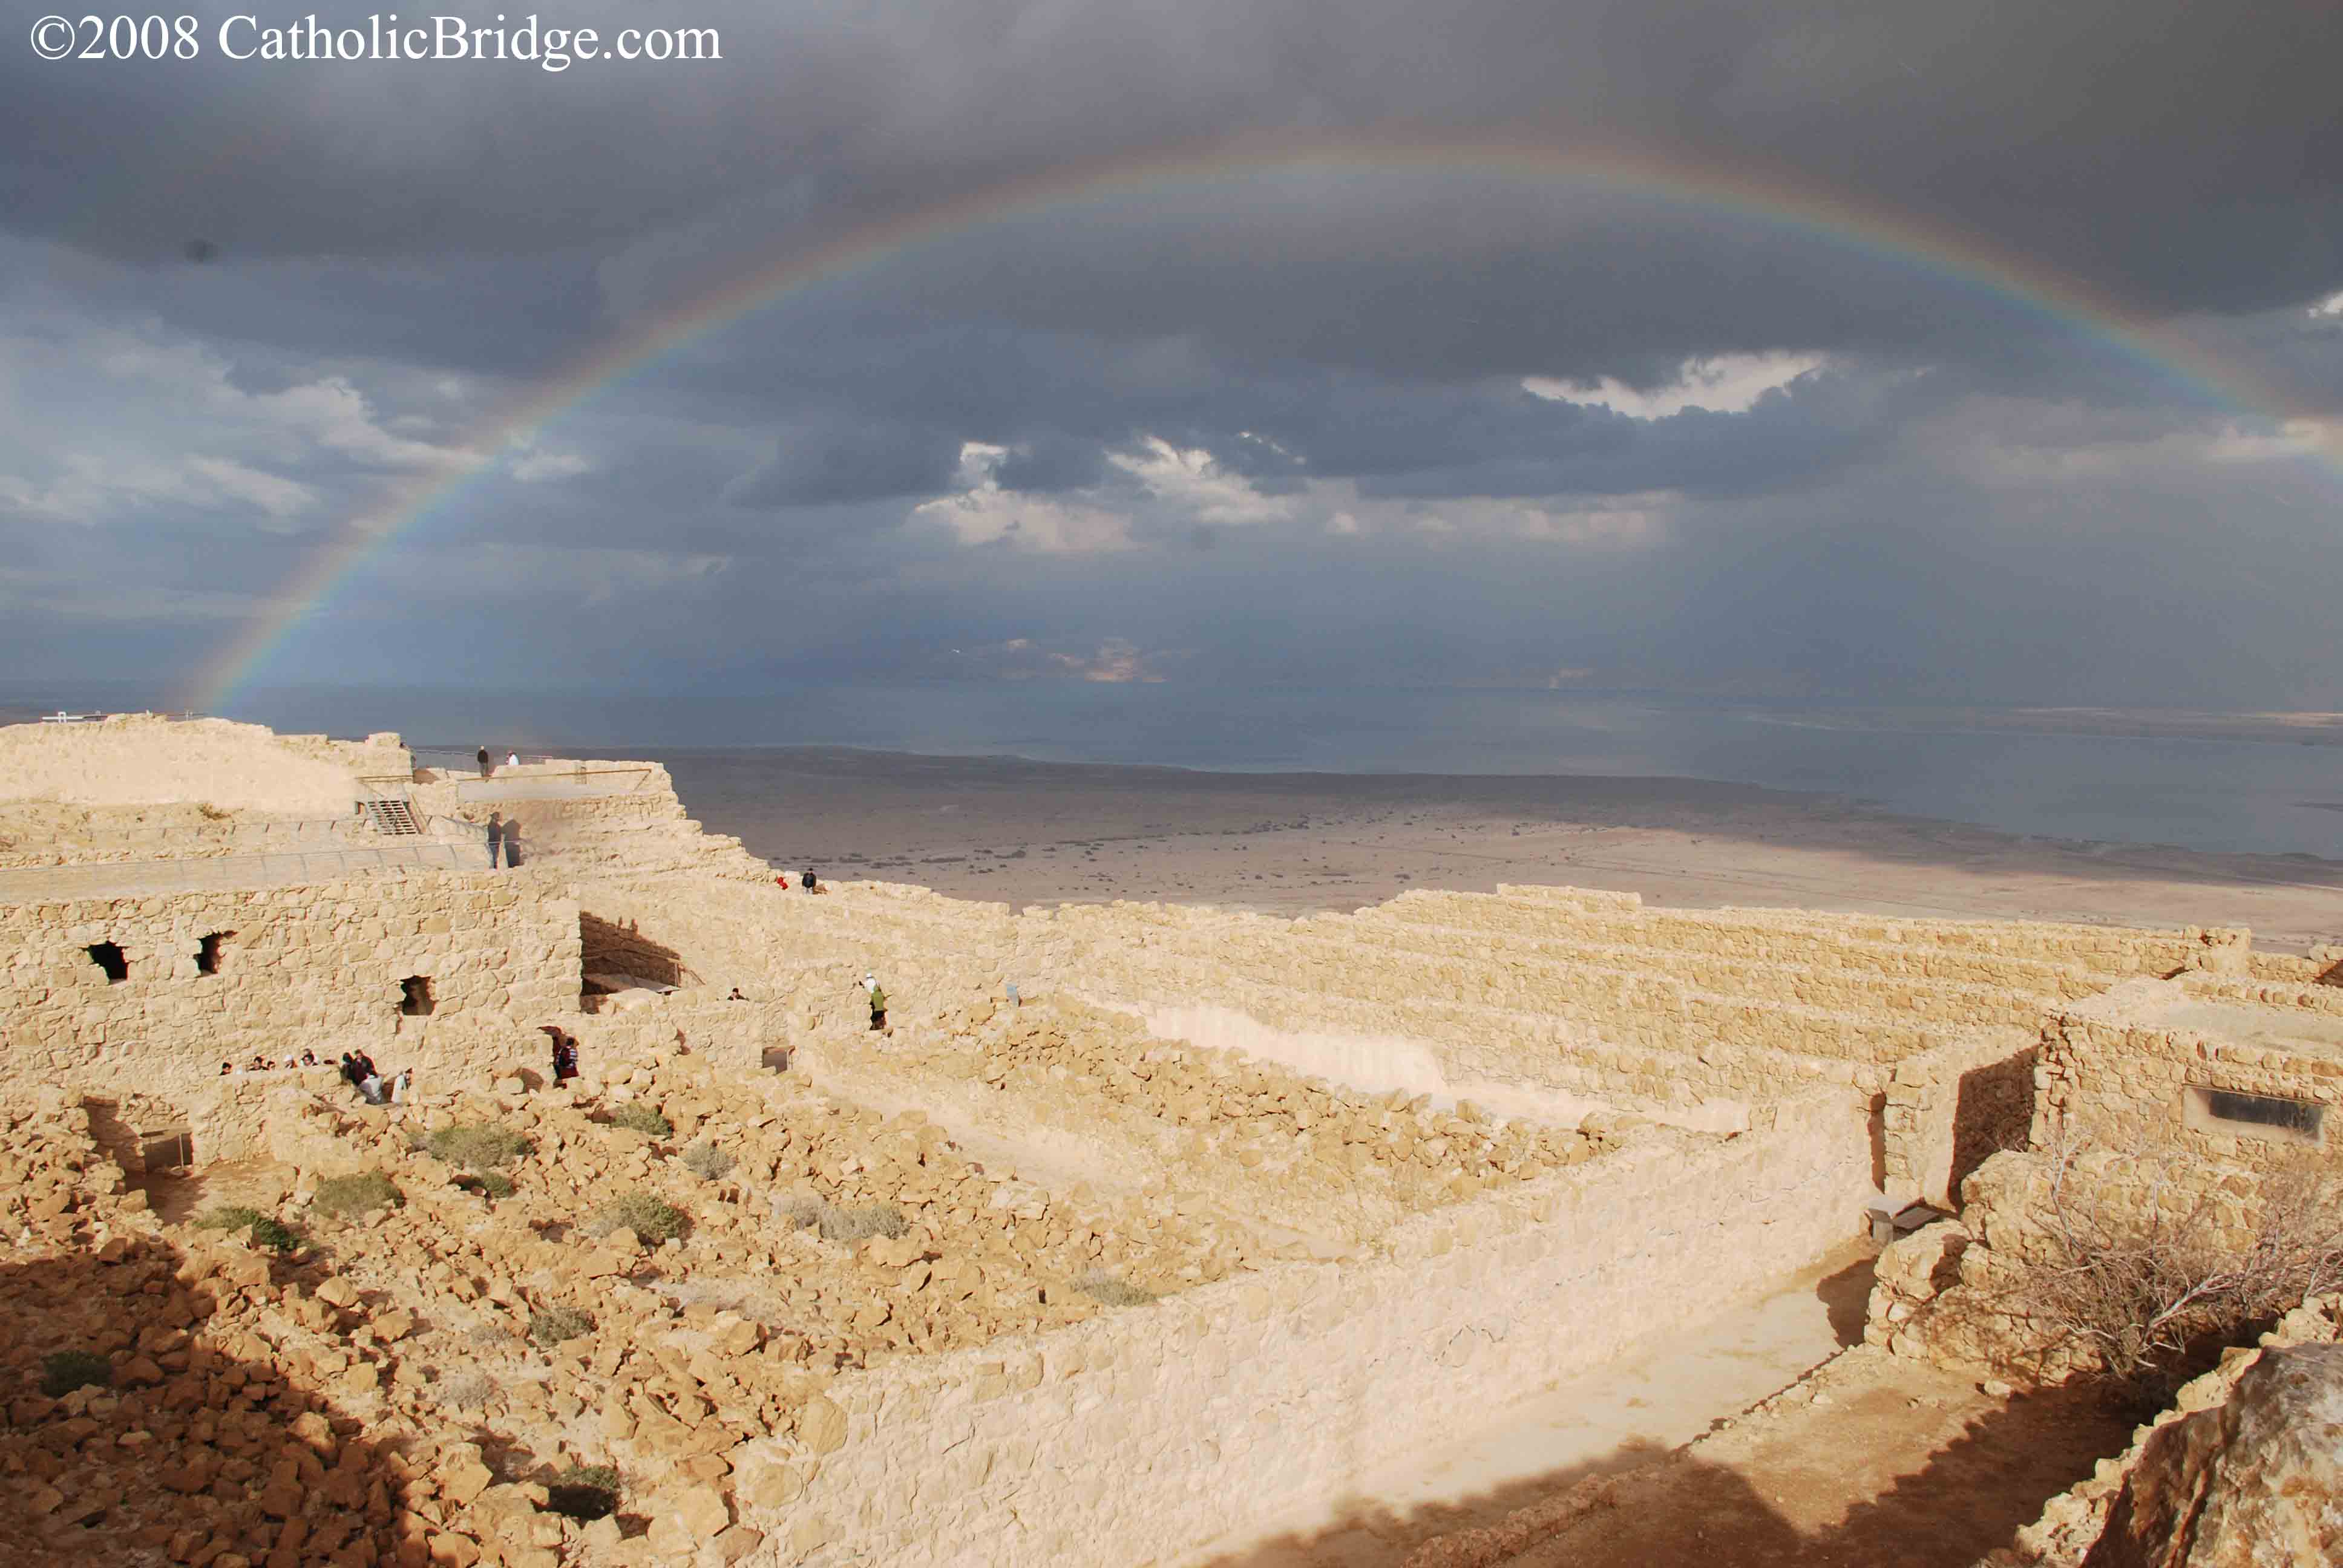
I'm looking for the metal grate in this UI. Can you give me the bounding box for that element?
[361,798,422,835]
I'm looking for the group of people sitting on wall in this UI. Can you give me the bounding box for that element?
[215,1048,410,1104]
[220,1049,323,1074]
[338,1050,410,1105]
[773,867,822,893]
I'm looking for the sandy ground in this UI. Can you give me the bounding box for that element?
[661,749,2343,953]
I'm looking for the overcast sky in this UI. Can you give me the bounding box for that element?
[3,0,2339,711]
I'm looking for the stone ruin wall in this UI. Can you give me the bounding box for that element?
[0,873,581,1110]
[1879,1027,2043,1210]
[3,725,2318,1568]
[0,715,408,817]
[555,869,2256,1184]
[410,762,768,881]
[766,1082,1873,1566]
[2034,1008,2343,1178]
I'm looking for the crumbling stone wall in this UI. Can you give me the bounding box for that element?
[1883,1027,2042,1208]
[0,873,580,1102]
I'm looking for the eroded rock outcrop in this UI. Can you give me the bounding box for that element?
[2080,1342,2343,1568]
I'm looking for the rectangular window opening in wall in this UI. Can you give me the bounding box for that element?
[196,931,232,976]
[2186,1085,2325,1144]
[399,975,436,1017]
[85,941,128,983]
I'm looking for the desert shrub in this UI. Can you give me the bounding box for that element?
[2009,1140,2343,1398]
[426,1123,532,1169]
[39,1349,113,1397]
[680,1141,735,1182]
[459,1171,516,1200]
[196,803,229,822]
[436,1370,495,1409]
[545,1465,621,1521]
[589,1191,687,1243]
[1075,1270,1158,1308]
[312,1170,404,1220]
[607,1103,673,1138]
[465,1323,516,1348]
[191,1204,300,1250]
[529,1306,594,1348]
[247,1216,304,1253]
[786,1197,907,1243]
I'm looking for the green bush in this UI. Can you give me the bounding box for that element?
[1074,1270,1158,1308]
[312,1170,404,1220]
[680,1141,736,1182]
[247,1216,304,1253]
[40,1349,113,1397]
[607,1103,673,1138]
[528,1306,594,1348]
[426,1123,532,1169]
[545,1465,621,1521]
[589,1191,687,1243]
[787,1197,908,1243]
[462,1171,516,1200]
[192,1204,265,1232]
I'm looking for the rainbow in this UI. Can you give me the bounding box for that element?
[183,131,2341,711]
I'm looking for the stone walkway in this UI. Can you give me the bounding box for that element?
[0,840,491,902]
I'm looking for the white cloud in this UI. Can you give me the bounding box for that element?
[0,451,316,526]
[1108,436,1294,524]
[510,446,595,483]
[2310,290,2343,319]
[1406,494,1673,547]
[913,442,1138,554]
[87,330,468,472]
[1049,638,1162,682]
[183,456,319,519]
[1524,351,1828,419]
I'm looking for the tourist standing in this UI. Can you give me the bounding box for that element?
[868,982,888,1032]
[487,812,505,869]
[477,745,491,778]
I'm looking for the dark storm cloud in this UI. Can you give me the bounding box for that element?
[5,0,2336,295]
[5,0,2343,708]
[723,417,966,509]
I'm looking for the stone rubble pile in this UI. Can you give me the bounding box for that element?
[4,1017,1321,1567]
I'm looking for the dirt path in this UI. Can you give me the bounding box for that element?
[1181,1249,1879,1567]
[1176,1249,2132,1568]
[1483,1349,2132,1568]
